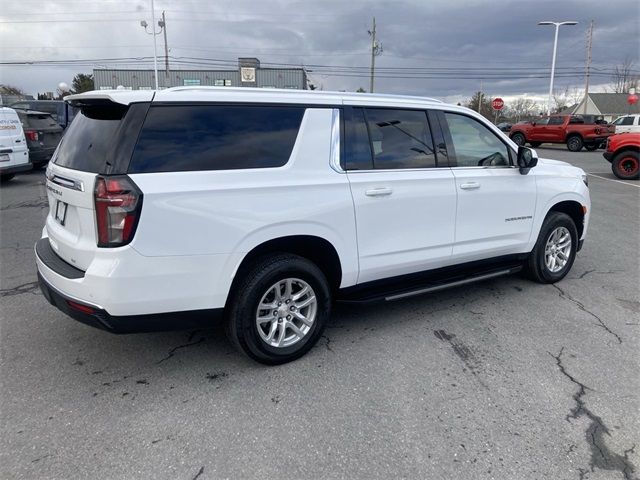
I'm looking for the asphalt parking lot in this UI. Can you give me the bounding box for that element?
[1,148,638,480]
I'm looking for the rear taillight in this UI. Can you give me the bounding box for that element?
[94,175,143,248]
[25,130,38,141]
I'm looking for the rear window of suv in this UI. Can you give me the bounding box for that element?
[54,105,127,172]
[128,105,305,173]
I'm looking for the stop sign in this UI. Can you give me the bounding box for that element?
[492,98,504,110]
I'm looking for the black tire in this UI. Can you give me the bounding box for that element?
[226,254,331,365]
[511,132,526,146]
[566,135,583,152]
[529,142,542,148]
[611,150,639,180]
[0,174,15,182]
[584,144,598,151]
[526,212,578,284]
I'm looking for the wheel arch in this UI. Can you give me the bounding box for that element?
[546,200,585,240]
[230,235,344,296]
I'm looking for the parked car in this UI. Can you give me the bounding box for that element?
[10,100,78,130]
[16,110,64,168]
[0,107,31,182]
[36,88,590,364]
[610,114,640,134]
[603,133,639,180]
[509,114,614,151]
[496,122,512,132]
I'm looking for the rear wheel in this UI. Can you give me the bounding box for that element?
[529,142,542,148]
[611,150,639,180]
[526,212,578,284]
[226,254,331,364]
[566,135,583,152]
[0,174,15,182]
[511,132,526,146]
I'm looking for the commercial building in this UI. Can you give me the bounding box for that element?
[93,58,308,91]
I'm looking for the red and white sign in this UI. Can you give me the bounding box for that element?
[492,98,504,111]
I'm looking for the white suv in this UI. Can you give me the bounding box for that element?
[36,87,590,364]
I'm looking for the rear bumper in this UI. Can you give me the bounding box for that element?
[0,163,32,175]
[37,268,222,334]
[28,148,55,165]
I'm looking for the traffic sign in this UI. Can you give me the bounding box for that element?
[492,98,504,111]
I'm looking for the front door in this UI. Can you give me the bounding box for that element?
[440,112,537,263]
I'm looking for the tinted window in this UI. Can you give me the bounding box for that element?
[548,116,564,125]
[54,106,126,172]
[535,117,550,126]
[18,112,59,129]
[344,107,373,170]
[444,113,510,167]
[620,116,635,125]
[364,108,435,169]
[129,105,304,173]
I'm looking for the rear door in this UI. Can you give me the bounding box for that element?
[344,106,456,283]
[44,102,146,270]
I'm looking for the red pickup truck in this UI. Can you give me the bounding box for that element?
[509,114,614,152]
[603,133,639,179]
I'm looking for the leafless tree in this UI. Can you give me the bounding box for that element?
[610,57,639,93]
[0,84,25,95]
[506,97,539,122]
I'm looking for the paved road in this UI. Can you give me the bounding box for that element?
[1,148,638,480]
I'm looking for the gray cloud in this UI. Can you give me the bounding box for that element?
[1,0,638,103]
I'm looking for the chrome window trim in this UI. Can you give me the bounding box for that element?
[329,108,344,173]
[46,169,85,192]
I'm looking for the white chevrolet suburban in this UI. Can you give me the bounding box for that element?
[36,87,590,364]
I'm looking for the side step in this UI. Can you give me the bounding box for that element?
[338,262,524,304]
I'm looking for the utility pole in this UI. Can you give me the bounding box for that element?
[150,0,159,90]
[583,20,593,114]
[478,79,483,114]
[159,11,169,78]
[368,17,382,93]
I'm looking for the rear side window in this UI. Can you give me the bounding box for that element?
[364,108,436,169]
[620,116,635,125]
[54,105,127,172]
[343,107,373,170]
[128,105,305,173]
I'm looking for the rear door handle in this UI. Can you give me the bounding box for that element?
[365,187,393,197]
[460,182,480,190]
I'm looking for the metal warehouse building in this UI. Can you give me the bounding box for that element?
[93,58,308,90]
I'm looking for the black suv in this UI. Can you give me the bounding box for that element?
[16,110,64,168]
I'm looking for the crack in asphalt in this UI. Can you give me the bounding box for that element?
[321,334,334,352]
[1,198,49,211]
[574,269,622,280]
[550,347,637,480]
[552,284,622,344]
[156,337,205,364]
[192,466,204,480]
[0,281,40,298]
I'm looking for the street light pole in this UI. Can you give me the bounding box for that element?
[538,20,577,115]
[150,0,159,90]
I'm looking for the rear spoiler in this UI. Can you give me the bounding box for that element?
[64,90,155,107]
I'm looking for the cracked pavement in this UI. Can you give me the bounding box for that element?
[1,149,638,479]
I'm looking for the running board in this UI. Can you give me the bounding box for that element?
[337,261,524,304]
[384,267,521,301]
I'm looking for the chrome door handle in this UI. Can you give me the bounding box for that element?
[460,182,480,190]
[365,187,393,197]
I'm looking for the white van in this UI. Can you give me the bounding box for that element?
[0,107,31,181]
[611,114,640,134]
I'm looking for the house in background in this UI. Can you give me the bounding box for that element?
[570,93,640,122]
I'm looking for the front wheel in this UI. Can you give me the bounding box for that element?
[526,212,578,284]
[611,150,639,180]
[226,254,331,364]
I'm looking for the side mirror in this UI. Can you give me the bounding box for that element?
[532,121,536,127]
[517,146,538,175]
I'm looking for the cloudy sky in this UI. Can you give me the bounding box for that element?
[1,0,638,105]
